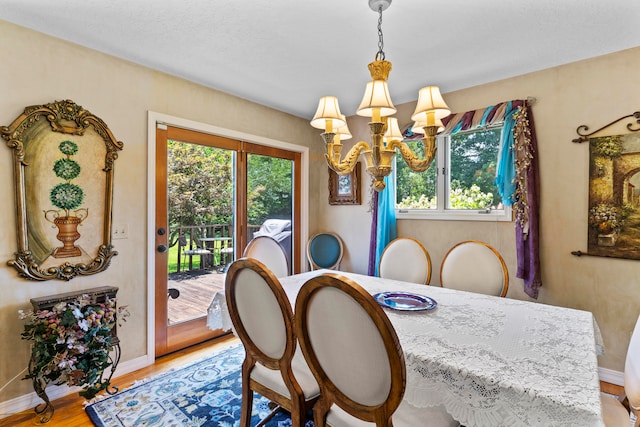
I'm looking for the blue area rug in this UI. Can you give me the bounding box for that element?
[85,344,313,426]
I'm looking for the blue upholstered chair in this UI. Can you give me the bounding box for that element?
[306,232,344,270]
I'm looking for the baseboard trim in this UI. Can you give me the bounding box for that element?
[599,367,624,386]
[0,353,152,420]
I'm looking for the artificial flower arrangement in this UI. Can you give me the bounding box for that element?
[19,294,129,399]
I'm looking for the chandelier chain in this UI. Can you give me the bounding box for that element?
[376,5,385,60]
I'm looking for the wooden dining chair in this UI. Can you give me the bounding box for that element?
[243,235,289,277]
[225,259,319,427]
[294,273,406,427]
[379,237,432,285]
[439,240,509,297]
[306,232,344,270]
[601,313,640,427]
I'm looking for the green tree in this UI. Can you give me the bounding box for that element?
[167,141,233,239]
[247,154,292,225]
[166,143,293,242]
[395,140,437,204]
[395,127,503,209]
[450,127,502,206]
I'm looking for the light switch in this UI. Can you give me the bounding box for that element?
[113,224,129,240]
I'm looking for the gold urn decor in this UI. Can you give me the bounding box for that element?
[44,208,89,258]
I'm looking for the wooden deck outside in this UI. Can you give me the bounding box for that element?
[167,270,226,325]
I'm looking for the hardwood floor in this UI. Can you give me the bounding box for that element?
[0,332,625,426]
[0,334,239,427]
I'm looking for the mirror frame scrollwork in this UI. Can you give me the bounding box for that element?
[0,99,123,281]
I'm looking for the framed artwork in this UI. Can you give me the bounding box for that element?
[1,99,123,280]
[571,111,640,260]
[328,162,361,205]
[586,132,640,259]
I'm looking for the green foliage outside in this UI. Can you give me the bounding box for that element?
[247,154,292,224]
[167,238,200,273]
[396,139,437,207]
[166,141,293,256]
[397,184,494,210]
[396,128,502,209]
[167,141,233,246]
[167,237,233,273]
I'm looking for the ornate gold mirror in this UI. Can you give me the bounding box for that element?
[1,99,123,280]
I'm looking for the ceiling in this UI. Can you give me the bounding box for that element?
[2,0,640,120]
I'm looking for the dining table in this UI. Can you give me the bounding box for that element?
[207,269,605,427]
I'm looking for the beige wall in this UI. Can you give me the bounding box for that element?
[0,20,323,404]
[328,46,640,374]
[1,17,639,408]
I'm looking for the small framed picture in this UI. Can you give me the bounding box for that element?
[328,162,361,205]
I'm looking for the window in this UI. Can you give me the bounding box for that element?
[395,126,511,221]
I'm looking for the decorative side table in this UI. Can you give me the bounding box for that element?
[28,286,121,423]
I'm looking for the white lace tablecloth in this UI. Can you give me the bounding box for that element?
[207,270,605,427]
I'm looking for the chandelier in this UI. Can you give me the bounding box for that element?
[310,0,450,192]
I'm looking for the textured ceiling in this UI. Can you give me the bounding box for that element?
[2,0,640,119]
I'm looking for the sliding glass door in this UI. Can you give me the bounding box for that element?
[155,125,300,356]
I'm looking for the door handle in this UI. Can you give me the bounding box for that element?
[157,244,168,253]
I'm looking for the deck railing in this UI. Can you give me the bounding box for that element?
[169,223,261,273]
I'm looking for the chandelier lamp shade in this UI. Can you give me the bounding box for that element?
[310,0,450,191]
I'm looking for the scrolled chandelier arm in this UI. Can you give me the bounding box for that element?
[321,131,371,175]
[386,125,439,173]
[310,0,450,192]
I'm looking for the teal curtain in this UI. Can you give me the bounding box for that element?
[375,173,397,275]
[495,101,519,206]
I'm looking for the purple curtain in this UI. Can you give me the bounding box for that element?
[514,104,541,298]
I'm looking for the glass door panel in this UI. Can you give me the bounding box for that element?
[166,139,235,325]
[245,153,294,274]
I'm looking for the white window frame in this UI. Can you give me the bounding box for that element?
[396,133,513,222]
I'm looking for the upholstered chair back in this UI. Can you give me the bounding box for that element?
[307,232,344,270]
[295,273,405,426]
[379,237,432,284]
[225,258,319,427]
[440,240,509,297]
[244,235,289,277]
